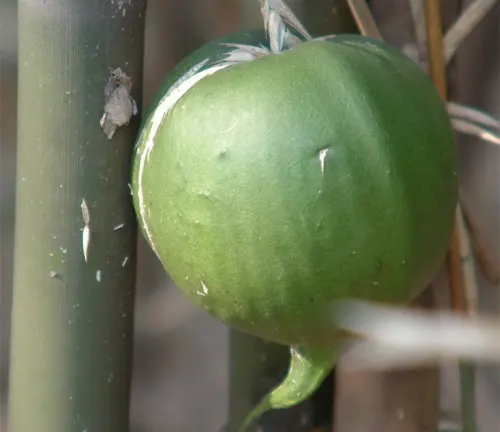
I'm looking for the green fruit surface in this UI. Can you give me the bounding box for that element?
[132,33,458,347]
[141,29,266,124]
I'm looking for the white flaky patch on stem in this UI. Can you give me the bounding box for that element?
[136,60,232,254]
[319,148,329,176]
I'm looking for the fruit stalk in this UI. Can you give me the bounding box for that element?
[238,346,340,432]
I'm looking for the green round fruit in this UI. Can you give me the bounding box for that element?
[131,32,458,348]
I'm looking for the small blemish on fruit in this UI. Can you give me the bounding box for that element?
[219,149,228,158]
[198,191,211,198]
[372,281,379,286]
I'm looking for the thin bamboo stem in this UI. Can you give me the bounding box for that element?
[424,0,449,99]
[346,0,383,40]
[423,2,477,432]
[8,1,146,431]
[408,0,429,69]
[444,0,498,64]
[423,0,465,312]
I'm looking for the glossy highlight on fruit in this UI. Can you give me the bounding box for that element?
[131,2,458,430]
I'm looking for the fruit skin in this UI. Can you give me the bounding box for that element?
[132,33,458,348]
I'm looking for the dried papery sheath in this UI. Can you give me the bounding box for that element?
[260,0,313,41]
[217,44,270,65]
[268,10,287,53]
[221,43,270,55]
[100,68,138,139]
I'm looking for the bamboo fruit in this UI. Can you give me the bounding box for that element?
[227,2,355,431]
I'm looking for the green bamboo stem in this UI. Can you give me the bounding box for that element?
[8,1,146,431]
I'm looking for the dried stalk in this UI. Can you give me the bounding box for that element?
[423,0,464,310]
[346,0,383,40]
[424,0,449,98]
[423,2,477,432]
[408,0,429,69]
[444,0,498,64]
